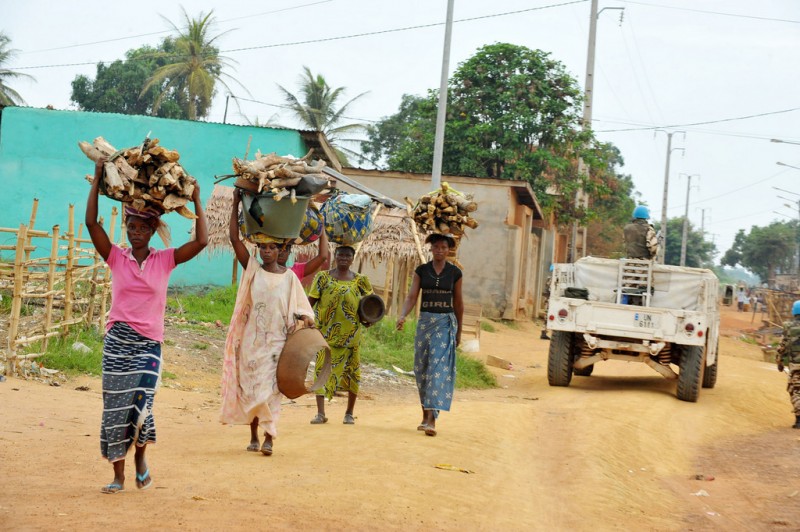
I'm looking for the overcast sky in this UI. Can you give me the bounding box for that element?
[4,0,800,258]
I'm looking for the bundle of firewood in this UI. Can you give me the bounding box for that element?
[411,182,479,236]
[231,149,330,203]
[79,136,197,219]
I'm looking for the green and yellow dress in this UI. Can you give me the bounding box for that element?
[309,270,373,398]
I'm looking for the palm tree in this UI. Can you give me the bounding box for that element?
[0,32,35,106]
[277,67,368,165]
[142,9,241,120]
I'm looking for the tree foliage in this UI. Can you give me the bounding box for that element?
[656,217,716,268]
[721,220,797,282]
[71,41,188,119]
[361,43,623,225]
[0,32,35,106]
[277,66,368,165]
[142,8,240,120]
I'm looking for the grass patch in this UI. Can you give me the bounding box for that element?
[35,326,105,376]
[362,318,496,389]
[166,284,237,325]
[191,342,209,350]
[501,320,520,330]
[162,371,177,380]
[480,321,496,333]
[740,335,759,345]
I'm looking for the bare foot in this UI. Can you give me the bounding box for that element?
[261,433,273,456]
[246,437,260,452]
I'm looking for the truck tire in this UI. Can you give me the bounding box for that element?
[548,331,574,386]
[574,364,594,377]
[702,343,718,389]
[676,345,704,402]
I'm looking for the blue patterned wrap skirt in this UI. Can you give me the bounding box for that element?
[100,322,161,462]
[414,312,457,416]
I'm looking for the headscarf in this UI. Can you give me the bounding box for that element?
[123,204,171,247]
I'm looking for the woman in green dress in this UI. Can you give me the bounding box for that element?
[308,245,373,425]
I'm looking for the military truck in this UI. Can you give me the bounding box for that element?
[544,257,720,402]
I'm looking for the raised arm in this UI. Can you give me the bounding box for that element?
[85,158,112,261]
[395,272,421,331]
[174,182,209,265]
[303,228,330,277]
[229,189,250,269]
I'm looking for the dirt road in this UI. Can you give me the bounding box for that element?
[1,306,798,530]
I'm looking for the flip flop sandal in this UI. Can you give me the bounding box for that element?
[417,424,428,431]
[343,413,355,425]
[101,483,124,494]
[424,427,437,437]
[246,442,260,452]
[310,413,328,425]
[261,441,273,456]
[136,469,153,490]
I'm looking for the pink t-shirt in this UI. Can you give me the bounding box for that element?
[290,261,306,279]
[106,245,176,342]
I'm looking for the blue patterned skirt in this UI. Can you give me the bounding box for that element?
[100,322,161,462]
[414,312,457,415]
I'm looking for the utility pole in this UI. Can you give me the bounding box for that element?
[569,0,623,261]
[655,130,685,264]
[430,0,455,190]
[679,174,699,267]
[223,94,231,124]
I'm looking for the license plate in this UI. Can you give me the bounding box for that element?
[634,312,660,329]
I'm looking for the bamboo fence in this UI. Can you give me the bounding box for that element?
[1,199,121,376]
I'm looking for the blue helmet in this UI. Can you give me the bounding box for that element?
[793,300,800,317]
[632,205,650,219]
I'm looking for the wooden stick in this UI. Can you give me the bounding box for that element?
[404,198,427,263]
[7,224,28,376]
[62,205,75,337]
[86,218,101,327]
[24,198,39,265]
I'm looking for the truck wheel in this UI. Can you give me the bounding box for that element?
[548,331,574,386]
[676,345,704,402]
[702,347,718,389]
[574,364,594,377]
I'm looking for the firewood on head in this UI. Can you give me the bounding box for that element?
[175,204,198,219]
[102,162,124,194]
[78,141,105,162]
[114,157,138,182]
[162,193,190,211]
[93,137,117,156]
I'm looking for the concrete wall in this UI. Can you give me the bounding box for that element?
[0,107,305,285]
[339,170,542,319]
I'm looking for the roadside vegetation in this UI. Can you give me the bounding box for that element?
[24,286,496,389]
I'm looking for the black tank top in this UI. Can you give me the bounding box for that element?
[416,262,463,313]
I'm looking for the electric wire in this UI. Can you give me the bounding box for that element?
[618,1,800,24]
[595,107,800,132]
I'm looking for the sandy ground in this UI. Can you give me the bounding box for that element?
[1,305,799,531]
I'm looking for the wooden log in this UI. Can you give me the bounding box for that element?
[78,141,104,162]
[102,161,125,194]
[93,136,117,156]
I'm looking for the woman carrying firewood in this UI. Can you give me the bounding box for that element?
[219,190,315,456]
[85,157,208,494]
[396,233,464,437]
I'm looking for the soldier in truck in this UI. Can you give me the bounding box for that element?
[623,205,659,260]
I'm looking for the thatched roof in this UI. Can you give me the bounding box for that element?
[202,185,426,265]
[355,208,428,267]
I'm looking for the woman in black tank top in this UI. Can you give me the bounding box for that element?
[396,233,464,437]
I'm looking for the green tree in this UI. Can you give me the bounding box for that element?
[142,8,239,120]
[71,41,188,119]
[0,32,35,106]
[277,66,368,165]
[721,220,797,282]
[656,217,716,268]
[362,43,612,224]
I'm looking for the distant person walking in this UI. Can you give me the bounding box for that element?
[623,205,659,260]
[86,157,208,494]
[776,300,800,429]
[737,289,747,312]
[396,233,463,437]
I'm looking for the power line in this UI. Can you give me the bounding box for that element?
[230,95,379,124]
[618,0,800,24]
[593,117,800,142]
[19,1,335,55]
[595,107,800,132]
[13,0,589,70]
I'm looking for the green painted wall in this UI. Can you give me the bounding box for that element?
[0,106,306,285]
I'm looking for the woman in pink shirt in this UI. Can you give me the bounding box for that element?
[85,157,208,494]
